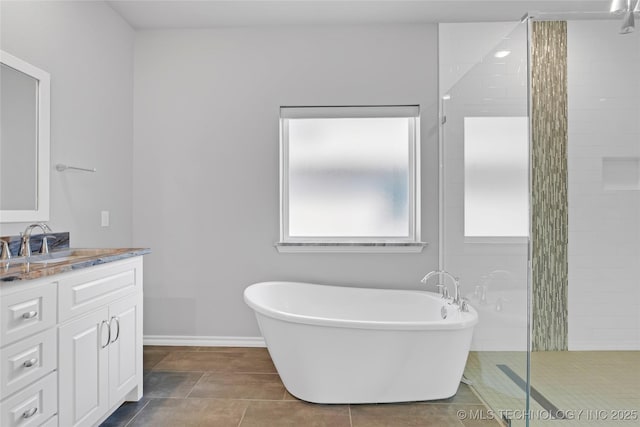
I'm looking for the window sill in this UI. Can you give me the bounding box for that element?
[274,242,428,253]
[463,236,529,245]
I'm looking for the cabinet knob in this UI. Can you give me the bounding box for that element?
[22,407,38,418]
[22,310,38,319]
[23,358,38,368]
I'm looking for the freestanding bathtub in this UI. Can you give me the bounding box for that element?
[244,281,478,404]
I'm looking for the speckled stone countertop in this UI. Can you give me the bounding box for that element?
[0,248,150,282]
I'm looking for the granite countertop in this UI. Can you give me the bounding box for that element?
[0,248,150,282]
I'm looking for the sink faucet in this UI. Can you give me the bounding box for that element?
[421,270,462,307]
[19,223,53,257]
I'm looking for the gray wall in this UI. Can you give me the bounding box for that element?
[133,25,440,337]
[0,1,134,247]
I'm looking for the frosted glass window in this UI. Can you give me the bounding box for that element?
[464,117,529,237]
[280,106,420,242]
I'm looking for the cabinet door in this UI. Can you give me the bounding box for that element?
[108,293,142,407]
[59,308,109,427]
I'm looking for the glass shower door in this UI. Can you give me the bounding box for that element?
[439,21,531,427]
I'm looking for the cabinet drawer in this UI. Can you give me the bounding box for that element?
[0,328,57,400]
[58,259,140,323]
[0,371,57,427]
[0,284,56,348]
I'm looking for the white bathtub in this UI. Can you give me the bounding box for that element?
[243,281,478,404]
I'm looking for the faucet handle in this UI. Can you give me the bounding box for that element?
[39,235,57,254]
[19,237,31,257]
[453,278,461,304]
[0,240,11,260]
[436,284,450,299]
[441,286,450,299]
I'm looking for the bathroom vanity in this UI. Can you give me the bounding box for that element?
[0,248,149,427]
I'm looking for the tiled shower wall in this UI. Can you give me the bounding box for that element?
[567,20,640,350]
[531,21,569,352]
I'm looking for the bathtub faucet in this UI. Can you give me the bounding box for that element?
[421,270,461,307]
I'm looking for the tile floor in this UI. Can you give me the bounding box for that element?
[464,351,640,427]
[100,346,503,427]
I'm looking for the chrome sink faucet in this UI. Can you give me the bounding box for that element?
[19,223,53,257]
[421,270,462,307]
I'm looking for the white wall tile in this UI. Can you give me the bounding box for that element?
[567,20,640,351]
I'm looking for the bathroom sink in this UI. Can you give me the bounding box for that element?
[4,249,117,265]
[29,248,116,263]
[28,255,81,264]
[5,254,86,265]
[0,257,33,266]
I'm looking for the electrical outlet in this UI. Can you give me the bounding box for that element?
[101,211,110,227]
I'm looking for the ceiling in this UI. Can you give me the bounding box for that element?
[106,0,612,29]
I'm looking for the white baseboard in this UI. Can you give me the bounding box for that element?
[144,335,266,348]
[143,336,638,351]
[569,341,640,351]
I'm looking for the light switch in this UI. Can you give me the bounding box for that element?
[101,211,110,227]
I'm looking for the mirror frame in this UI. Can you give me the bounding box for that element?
[0,50,50,222]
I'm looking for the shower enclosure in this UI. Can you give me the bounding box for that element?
[439,14,639,427]
[527,14,639,427]
[440,20,530,426]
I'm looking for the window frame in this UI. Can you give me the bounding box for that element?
[277,105,425,253]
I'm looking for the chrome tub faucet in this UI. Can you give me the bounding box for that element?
[421,270,466,311]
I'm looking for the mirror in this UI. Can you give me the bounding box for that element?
[0,50,50,222]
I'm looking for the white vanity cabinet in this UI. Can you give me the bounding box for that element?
[0,256,144,427]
